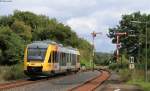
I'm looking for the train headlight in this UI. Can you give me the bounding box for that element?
[27,63,29,66]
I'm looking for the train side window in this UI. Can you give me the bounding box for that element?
[53,51,55,62]
[67,53,69,63]
[68,53,69,63]
[62,53,64,65]
[70,53,72,63]
[56,52,59,63]
[58,52,60,65]
[60,52,62,65]
[72,54,76,65]
[48,53,52,63]
[77,55,80,63]
[69,53,71,63]
[55,51,58,63]
[64,53,67,66]
[62,53,65,66]
[63,53,67,66]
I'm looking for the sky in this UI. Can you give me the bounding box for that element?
[0,0,150,53]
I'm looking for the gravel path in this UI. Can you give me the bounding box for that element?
[3,70,100,91]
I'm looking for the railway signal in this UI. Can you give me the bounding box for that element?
[91,31,102,71]
[115,32,138,69]
[115,32,127,62]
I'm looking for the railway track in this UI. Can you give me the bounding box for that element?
[0,69,91,91]
[0,79,33,90]
[68,69,110,91]
[0,69,110,91]
[0,77,54,90]
[0,73,72,90]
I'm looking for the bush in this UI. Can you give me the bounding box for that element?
[109,54,129,70]
[119,69,132,81]
[109,63,118,70]
[80,59,91,68]
[0,64,26,81]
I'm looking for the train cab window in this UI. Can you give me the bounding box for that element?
[27,48,47,61]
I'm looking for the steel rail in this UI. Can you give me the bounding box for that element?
[68,69,111,91]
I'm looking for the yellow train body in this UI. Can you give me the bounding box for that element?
[24,41,80,77]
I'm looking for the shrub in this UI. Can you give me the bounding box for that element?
[119,69,132,81]
[109,62,129,70]
[109,63,118,70]
[0,64,26,81]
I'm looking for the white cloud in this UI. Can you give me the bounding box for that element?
[20,6,50,15]
[1,0,150,52]
[66,17,97,34]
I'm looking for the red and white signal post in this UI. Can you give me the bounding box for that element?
[115,32,127,62]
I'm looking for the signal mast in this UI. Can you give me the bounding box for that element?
[91,31,102,71]
[115,32,127,62]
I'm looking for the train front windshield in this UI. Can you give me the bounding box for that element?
[27,48,47,61]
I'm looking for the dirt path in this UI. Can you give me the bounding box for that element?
[95,71,143,91]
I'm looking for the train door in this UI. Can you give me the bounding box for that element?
[48,51,53,71]
[53,51,59,72]
[48,50,58,72]
[66,52,71,70]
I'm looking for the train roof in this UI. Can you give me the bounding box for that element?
[58,47,80,55]
[28,40,60,48]
[27,40,80,55]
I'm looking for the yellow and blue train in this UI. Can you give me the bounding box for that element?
[24,40,80,77]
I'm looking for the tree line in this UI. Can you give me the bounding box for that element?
[0,10,92,65]
[108,12,150,68]
[94,52,112,66]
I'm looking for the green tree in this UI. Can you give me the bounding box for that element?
[94,52,112,66]
[0,26,24,65]
[11,20,32,42]
[108,12,150,68]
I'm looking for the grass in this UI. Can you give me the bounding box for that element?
[118,68,150,91]
[118,69,132,81]
[0,63,26,82]
[128,81,150,91]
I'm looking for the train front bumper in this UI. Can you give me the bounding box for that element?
[24,66,50,77]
